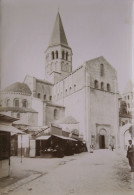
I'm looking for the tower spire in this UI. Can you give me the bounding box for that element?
[45,12,72,83]
[48,12,68,47]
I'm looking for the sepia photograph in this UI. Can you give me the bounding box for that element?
[0,0,134,194]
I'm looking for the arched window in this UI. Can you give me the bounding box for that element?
[54,109,59,120]
[65,89,67,95]
[52,51,54,59]
[107,83,110,92]
[101,82,104,90]
[14,99,19,107]
[62,51,65,59]
[49,96,52,101]
[44,94,46,100]
[94,80,98,89]
[128,103,130,108]
[7,99,11,107]
[37,93,40,98]
[74,84,76,91]
[66,52,68,60]
[100,64,104,76]
[128,95,129,100]
[56,51,58,59]
[70,87,72,93]
[22,100,27,108]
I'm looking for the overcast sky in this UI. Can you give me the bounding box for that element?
[0,0,133,93]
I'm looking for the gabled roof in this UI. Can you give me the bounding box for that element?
[1,82,32,95]
[85,56,117,73]
[48,12,69,47]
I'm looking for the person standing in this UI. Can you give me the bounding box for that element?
[126,140,134,172]
[111,143,114,151]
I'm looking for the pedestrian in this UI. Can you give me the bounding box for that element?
[126,140,134,172]
[109,142,114,151]
[111,143,114,151]
[90,145,93,153]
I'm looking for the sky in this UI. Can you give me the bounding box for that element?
[0,0,133,93]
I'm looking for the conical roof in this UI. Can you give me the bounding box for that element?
[48,12,68,47]
[2,82,32,95]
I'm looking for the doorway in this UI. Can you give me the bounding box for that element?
[99,135,105,149]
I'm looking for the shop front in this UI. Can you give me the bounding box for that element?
[0,114,22,178]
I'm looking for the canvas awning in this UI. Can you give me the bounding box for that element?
[36,135,51,140]
[0,125,24,135]
[52,134,77,141]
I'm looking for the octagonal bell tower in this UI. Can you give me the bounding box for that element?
[45,12,73,83]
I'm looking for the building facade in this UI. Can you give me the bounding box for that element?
[0,12,119,150]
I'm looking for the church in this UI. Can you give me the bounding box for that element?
[0,12,119,150]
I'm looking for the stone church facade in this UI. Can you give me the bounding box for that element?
[0,12,119,150]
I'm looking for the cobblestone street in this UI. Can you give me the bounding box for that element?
[0,149,134,195]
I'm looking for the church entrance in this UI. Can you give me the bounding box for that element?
[99,129,107,149]
[99,135,105,149]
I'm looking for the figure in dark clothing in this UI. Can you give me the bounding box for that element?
[110,143,114,151]
[126,140,134,172]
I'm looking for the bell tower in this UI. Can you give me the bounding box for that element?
[45,12,73,83]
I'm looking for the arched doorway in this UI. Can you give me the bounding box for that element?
[99,129,106,149]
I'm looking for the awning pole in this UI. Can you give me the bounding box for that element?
[21,134,22,163]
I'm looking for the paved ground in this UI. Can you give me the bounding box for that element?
[0,149,134,195]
